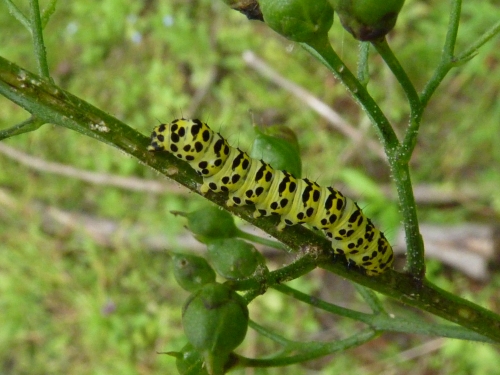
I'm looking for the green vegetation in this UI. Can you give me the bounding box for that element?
[1,0,500,374]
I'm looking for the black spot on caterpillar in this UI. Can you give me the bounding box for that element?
[148,119,393,275]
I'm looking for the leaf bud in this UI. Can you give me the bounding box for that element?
[250,124,302,178]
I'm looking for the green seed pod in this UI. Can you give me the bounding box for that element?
[172,343,208,375]
[171,252,216,292]
[182,283,248,373]
[207,238,266,280]
[174,205,239,242]
[250,125,302,178]
[173,343,239,375]
[330,0,405,41]
[260,0,334,43]
[221,0,263,21]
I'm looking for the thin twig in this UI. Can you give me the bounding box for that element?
[0,142,486,204]
[0,142,182,194]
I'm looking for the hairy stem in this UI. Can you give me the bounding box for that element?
[371,37,422,162]
[370,38,426,277]
[303,36,426,278]
[420,0,462,107]
[357,42,370,86]
[3,0,30,30]
[29,0,50,78]
[301,36,400,157]
[393,163,426,278]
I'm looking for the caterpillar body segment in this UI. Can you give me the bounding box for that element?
[226,159,274,208]
[279,177,320,228]
[148,118,394,275]
[310,186,346,231]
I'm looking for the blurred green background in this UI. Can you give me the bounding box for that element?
[1,0,500,373]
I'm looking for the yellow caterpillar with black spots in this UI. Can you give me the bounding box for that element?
[148,118,393,275]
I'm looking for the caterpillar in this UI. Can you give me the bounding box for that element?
[148,118,393,275]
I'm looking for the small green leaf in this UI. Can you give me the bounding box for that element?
[250,125,302,178]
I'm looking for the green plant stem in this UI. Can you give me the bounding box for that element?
[368,38,426,277]
[422,5,500,109]
[274,284,492,342]
[321,259,500,342]
[0,0,51,138]
[29,0,50,78]
[248,320,292,346]
[2,56,500,342]
[0,117,44,140]
[357,42,370,86]
[41,0,57,28]
[393,163,426,278]
[3,0,30,30]
[443,0,461,60]
[238,323,377,368]
[371,37,422,162]
[274,284,372,321]
[456,19,500,63]
[301,36,400,157]
[302,36,426,278]
[236,228,289,251]
[371,38,420,118]
[230,253,320,293]
[420,0,462,107]
[354,284,385,314]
